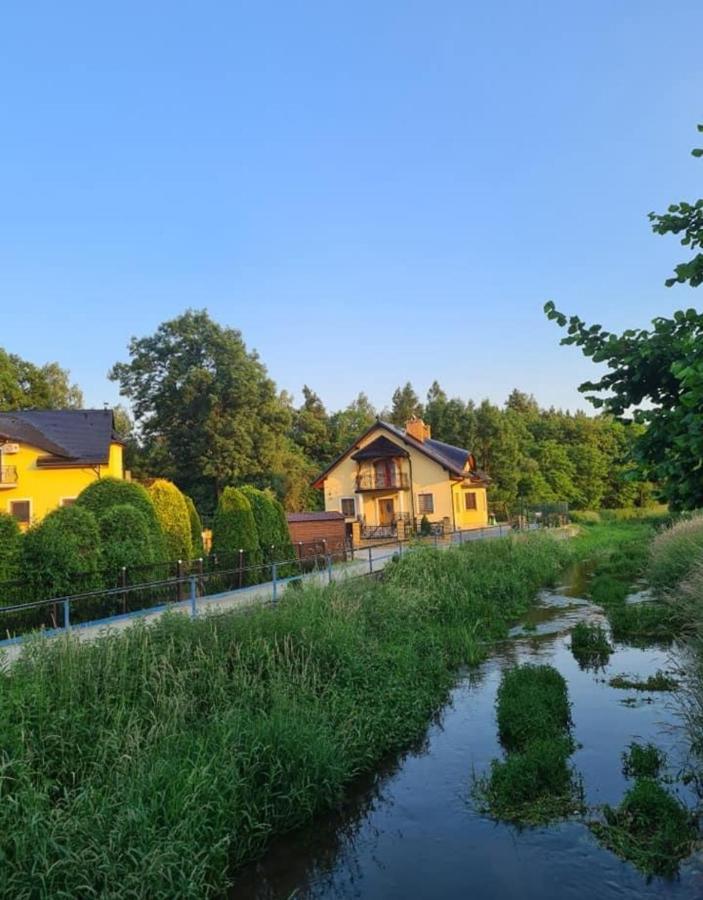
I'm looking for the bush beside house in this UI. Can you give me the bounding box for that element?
[99,505,156,581]
[185,496,204,557]
[147,479,193,562]
[21,505,103,599]
[211,487,262,583]
[75,477,166,559]
[0,513,21,581]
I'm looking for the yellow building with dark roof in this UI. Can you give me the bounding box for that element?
[0,409,124,528]
[312,417,489,543]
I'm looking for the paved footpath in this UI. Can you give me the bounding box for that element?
[0,525,513,666]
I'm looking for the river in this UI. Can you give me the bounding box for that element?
[232,564,703,899]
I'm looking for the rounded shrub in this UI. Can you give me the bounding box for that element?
[147,479,193,561]
[0,512,21,581]
[98,504,156,581]
[271,494,295,563]
[21,505,103,599]
[211,487,261,582]
[75,477,166,559]
[185,495,204,557]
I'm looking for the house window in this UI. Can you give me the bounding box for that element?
[341,497,356,518]
[418,493,434,514]
[464,491,478,511]
[10,500,30,525]
[61,498,76,507]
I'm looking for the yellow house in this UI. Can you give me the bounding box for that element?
[0,409,124,528]
[312,417,490,543]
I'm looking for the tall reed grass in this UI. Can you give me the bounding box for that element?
[0,532,568,897]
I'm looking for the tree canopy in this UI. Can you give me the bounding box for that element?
[0,349,83,410]
[110,310,291,514]
[544,124,703,510]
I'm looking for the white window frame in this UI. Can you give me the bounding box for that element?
[340,496,356,518]
[418,493,434,515]
[9,498,32,526]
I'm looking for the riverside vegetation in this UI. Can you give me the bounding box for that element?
[474,664,584,824]
[0,531,571,898]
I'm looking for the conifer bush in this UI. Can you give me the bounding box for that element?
[98,505,156,581]
[185,495,204,557]
[21,505,103,599]
[211,487,262,582]
[0,512,21,581]
[76,478,166,559]
[147,479,193,561]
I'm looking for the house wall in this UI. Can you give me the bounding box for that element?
[0,441,124,528]
[319,426,488,531]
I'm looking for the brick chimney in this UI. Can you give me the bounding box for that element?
[405,416,431,443]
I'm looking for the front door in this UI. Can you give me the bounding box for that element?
[379,498,395,526]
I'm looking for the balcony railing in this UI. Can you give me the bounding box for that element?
[0,465,18,486]
[355,472,410,491]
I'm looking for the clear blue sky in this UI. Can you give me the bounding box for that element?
[2,1,702,414]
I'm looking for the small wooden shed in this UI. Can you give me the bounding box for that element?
[286,511,347,560]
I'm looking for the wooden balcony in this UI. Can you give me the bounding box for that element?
[355,472,410,492]
[0,465,18,488]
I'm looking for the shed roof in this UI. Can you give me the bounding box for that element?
[287,511,345,522]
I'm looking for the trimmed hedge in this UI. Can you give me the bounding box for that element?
[21,505,103,599]
[147,480,192,562]
[99,505,156,581]
[75,478,166,560]
[240,486,279,556]
[211,487,261,582]
[185,496,204,558]
[0,512,21,581]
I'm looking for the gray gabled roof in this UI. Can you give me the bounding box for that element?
[0,409,120,464]
[313,418,481,487]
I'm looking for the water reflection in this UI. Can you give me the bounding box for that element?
[231,567,703,900]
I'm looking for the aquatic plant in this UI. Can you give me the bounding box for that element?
[475,737,584,825]
[607,602,677,644]
[570,622,612,667]
[0,531,567,896]
[591,778,696,877]
[609,671,678,693]
[475,663,582,826]
[621,742,667,779]
[496,664,571,752]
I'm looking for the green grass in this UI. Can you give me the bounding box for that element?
[570,622,612,667]
[591,778,696,878]
[649,513,703,594]
[610,671,678,693]
[0,531,570,898]
[496,664,572,752]
[621,742,667,779]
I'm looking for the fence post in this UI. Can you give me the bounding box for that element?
[327,554,333,584]
[120,566,128,614]
[272,563,278,605]
[398,539,403,558]
[63,598,70,631]
[189,575,197,619]
[270,544,275,581]
[434,533,438,549]
[238,549,244,589]
[368,546,373,574]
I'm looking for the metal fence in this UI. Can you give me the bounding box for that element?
[0,523,520,648]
